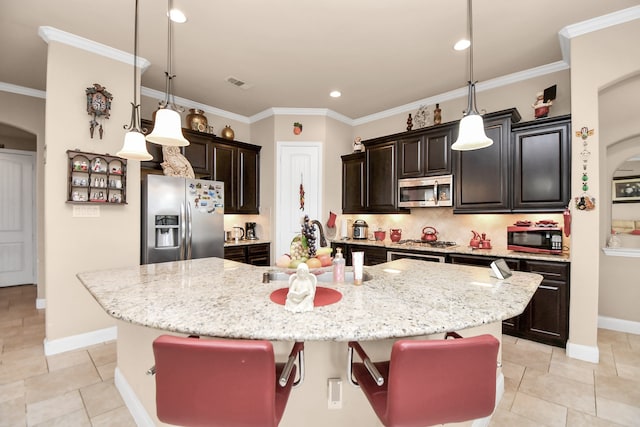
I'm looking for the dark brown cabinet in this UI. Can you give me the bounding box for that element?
[212,142,260,214]
[453,109,520,213]
[342,153,366,213]
[512,115,571,212]
[519,260,569,347]
[224,243,270,266]
[141,119,261,215]
[448,253,569,347]
[366,141,400,213]
[398,126,453,178]
[182,131,212,177]
[330,242,387,266]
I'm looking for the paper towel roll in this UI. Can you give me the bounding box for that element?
[340,219,348,238]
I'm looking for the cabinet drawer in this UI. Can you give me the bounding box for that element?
[248,244,269,256]
[224,246,245,262]
[448,254,520,270]
[522,260,568,281]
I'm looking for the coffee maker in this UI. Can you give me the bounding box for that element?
[245,222,258,240]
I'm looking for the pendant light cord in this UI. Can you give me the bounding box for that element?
[124,0,143,133]
[464,0,480,116]
[162,0,177,109]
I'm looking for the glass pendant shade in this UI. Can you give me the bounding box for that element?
[452,113,492,151]
[145,108,189,146]
[117,130,153,160]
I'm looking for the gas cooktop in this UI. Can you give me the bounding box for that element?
[395,239,458,248]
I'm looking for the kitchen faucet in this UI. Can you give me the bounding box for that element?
[311,219,327,247]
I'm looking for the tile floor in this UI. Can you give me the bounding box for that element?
[1,284,639,426]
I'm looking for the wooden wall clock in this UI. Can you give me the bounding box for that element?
[86,83,113,139]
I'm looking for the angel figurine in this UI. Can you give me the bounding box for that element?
[285,263,317,313]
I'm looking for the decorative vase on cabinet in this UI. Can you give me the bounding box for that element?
[186,109,208,132]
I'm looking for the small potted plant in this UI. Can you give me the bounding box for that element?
[293,122,303,135]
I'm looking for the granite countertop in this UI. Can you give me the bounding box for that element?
[332,239,570,263]
[224,239,270,247]
[77,258,542,342]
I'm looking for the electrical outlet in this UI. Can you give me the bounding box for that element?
[327,378,342,409]
[72,205,100,217]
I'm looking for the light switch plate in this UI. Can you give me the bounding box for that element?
[327,378,342,409]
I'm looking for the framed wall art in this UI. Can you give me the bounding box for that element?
[612,175,640,203]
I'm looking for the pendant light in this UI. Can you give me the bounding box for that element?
[451,0,492,151]
[145,0,189,147]
[117,0,153,160]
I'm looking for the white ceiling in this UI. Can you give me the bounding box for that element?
[1,0,639,120]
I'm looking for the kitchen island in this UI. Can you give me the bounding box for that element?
[78,258,542,427]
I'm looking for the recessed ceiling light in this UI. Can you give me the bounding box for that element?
[330,90,341,98]
[454,39,470,51]
[169,9,187,23]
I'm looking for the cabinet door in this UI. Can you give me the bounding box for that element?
[212,143,237,213]
[237,147,260,214]
[247,243,270,266]
[366,141,399,212]
[182,132,212,177]
[342,153,366,213]
[141,119,163,170]
[520,260,569,347]
[398,136,424,178]
[424,127,452,175]
[512,118,571,212]
[453,114,512,213]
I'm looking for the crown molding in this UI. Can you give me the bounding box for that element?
[38,26,150,71]
[559,5,640,64]
[141,86,250,124]
[250,107,353,125]
[0,82,46,99]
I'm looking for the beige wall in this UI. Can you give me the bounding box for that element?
[43,41,141,341]
[598,73,640,322]
[0,91,46,299]
[568,19,640,355]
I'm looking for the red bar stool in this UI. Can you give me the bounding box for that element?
[149,335,304,427]
[348,332,499,427]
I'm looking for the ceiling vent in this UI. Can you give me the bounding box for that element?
[225,76,252,90]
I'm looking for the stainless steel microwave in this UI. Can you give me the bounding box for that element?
[398,175,453,208]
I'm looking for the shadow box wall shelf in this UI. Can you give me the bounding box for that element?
[67,150,127,204]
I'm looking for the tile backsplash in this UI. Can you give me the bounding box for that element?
[338,209,568,251]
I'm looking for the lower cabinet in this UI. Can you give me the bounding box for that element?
[224,243,270,266]
[330,242,387,266]
[449,254,569,347]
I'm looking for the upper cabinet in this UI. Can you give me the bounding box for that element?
[453,111,571,213]
[453,109,520,213]
[366,140,402,213]
[398,125,453,179]
[141,119,261,214]
[342,152,366,214]
[512,115,571,212]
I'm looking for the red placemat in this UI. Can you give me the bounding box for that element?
[270,287,342,307]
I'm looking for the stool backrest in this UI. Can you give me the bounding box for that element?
[385,334,499,426]
[153,335,280,427]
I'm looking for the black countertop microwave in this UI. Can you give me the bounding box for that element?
[507,226,563,255]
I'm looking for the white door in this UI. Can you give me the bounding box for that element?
[276,142,322,258]
[0,150,35,286]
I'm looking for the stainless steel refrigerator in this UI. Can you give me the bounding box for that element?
[141,175,225,264]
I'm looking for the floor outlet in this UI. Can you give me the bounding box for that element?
[327,378,342,409]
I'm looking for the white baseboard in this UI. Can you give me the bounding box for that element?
[598,315,640,335]
[43,326,117,356]
[114,367,155,427]
[35,298,46,309]
[566,341,600,363]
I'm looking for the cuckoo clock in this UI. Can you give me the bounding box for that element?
[86,83,113,139]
